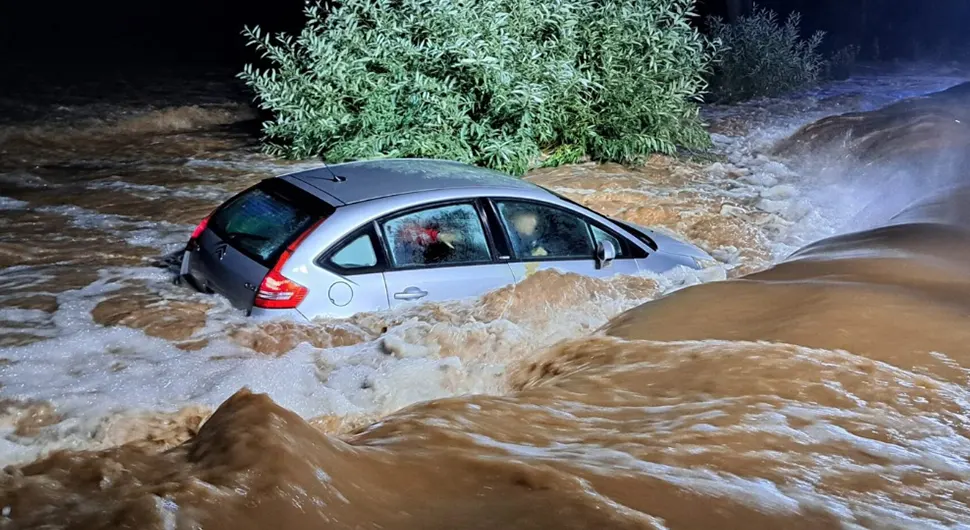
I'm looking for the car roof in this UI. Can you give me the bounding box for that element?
[281,158,545,205]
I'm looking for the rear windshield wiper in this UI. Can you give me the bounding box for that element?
[225,231,272,242]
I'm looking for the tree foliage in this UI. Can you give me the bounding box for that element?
[706,5,825,103]
[238,0,715,175]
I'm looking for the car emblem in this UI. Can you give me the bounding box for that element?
[213,243,228,261]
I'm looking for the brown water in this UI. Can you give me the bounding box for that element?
[2,66,970,528]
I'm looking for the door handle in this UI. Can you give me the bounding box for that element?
[394,286,428,301]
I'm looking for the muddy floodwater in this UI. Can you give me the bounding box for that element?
[2,63,970,528]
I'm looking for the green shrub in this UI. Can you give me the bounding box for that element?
[238,0,715,176]
[705,6,825,103]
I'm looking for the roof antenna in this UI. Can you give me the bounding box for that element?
[319,158,346,182]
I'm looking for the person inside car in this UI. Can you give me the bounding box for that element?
[508,209,549,257]
[395,219,459,264]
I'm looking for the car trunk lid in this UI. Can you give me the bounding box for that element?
[187,178,335,312]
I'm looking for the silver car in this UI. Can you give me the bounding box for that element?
[179,158,715,322]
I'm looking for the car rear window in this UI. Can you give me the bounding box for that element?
[208,180,332,266]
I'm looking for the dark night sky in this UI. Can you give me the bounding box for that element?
[1,0,305,77]
[2,0,970,82]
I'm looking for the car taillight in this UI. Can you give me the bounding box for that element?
[190,216,210,239]
[254,268,309,309]
[253,218,325,310]
[187,214,212,250]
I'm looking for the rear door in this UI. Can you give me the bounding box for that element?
[486,198,641,282]
[187,179,334,311]
[377,200,516,308]
[299,225,391,319]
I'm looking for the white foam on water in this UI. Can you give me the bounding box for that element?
[0,197,29,210]
[696,69,970,260]
[0,308,51,324]
[35,204,193,253]
[86,179,235,203]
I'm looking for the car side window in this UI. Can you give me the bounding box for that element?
[590,225,625,257]
[494,200,594,259]
[381,203,492,268]
[328,233,378,270]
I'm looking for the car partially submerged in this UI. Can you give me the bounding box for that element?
[180,158,716,321]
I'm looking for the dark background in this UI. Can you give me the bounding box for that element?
[0,0,306,78]
[700,0,970,58]
[2,0,970,88]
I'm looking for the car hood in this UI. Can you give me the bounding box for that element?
[621,221,715,261]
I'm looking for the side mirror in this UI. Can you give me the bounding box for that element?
[595,240,616,269]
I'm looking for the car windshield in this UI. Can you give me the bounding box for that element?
[608,218,658,250]
[208,182,323,266]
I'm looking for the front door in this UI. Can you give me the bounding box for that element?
[490,199,641,282]
[378,201,516,308]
